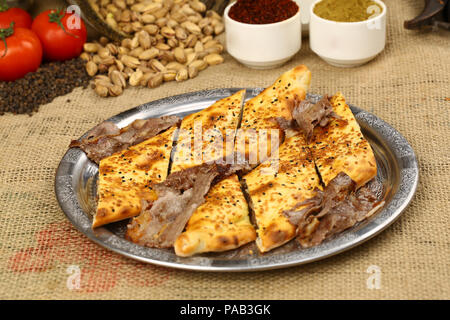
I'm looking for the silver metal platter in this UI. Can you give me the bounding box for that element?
[55,88,419,272]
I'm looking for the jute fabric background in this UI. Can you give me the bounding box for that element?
[0,0,449,299]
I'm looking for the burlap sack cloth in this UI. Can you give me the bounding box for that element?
[0,0,448,299]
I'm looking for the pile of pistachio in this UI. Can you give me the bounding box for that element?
[82,0,225,97]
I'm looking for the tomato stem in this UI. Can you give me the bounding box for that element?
[0,21,14,58]
[0,0,9,12]
[48,9,79,38]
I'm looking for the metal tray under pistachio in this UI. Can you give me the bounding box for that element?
[67,0,232,42]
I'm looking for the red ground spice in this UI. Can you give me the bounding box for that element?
[228,0,299,24]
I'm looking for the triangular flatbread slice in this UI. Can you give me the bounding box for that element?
[94,126,177,228]
[242,134,320,253]
[235,65,311,167]
[174,174,256,257]
[170,90,256,256]
[309,93,377,188]
[171,89,246,173]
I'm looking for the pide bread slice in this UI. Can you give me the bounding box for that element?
[174,174,256,257]
[171,89,246,173]
[309,93,377,188]
[170,90,255,256]
[94,126,177,228]
[243,134,320,253]
[235,65,311,167]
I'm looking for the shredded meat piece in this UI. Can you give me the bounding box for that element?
[83,121,120,138]
[125,162,248,248]
[271,116,295,132]
[69,115,180,163]
[274,95,339,142]
[293,95,338,142]
[284,172,384,248]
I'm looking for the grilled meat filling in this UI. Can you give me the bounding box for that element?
[284,172,384,248]
[70,115,180,163]
[126,162,250,248]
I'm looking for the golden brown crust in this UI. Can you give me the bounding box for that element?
[309,93,377,188]
[171,90,254,256]
[93,126,177,228]
[171,90,246,173]
[243,134,320,253]
[236,65,311,166]
[174,174,256,257]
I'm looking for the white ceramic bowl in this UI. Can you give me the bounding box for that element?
[309,0,387,67]
[224,2,302,69]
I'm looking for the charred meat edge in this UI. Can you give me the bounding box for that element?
[69,115,181,164]
[274,95,339,142]
[125,162,250,248]
[284,172,385,248]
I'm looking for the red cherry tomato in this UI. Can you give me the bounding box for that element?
[0,3,32,29]
[31,9,87,61]
[0,24,42,81]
